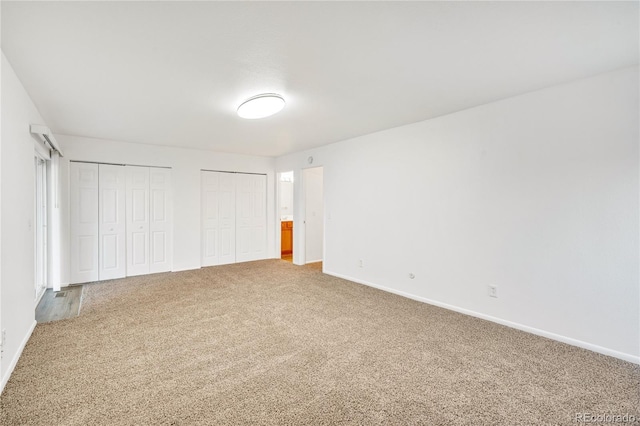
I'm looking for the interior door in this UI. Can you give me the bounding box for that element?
[126,166,150,276]
[98,164,126,280]
[236,173,267,262]
[149,168,172,273]
[70,162,99,284]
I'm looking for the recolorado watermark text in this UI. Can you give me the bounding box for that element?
[575,413,637,423]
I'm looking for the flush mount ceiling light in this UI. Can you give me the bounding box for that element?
[237,93,285,119]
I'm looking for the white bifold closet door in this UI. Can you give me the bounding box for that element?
[201,171,236,266]
[201,171,266,266]
[70,162,100,283]
[126,166,173,276]
[71,162,172,284]
[236,173,267,263]
[98,164,127,280]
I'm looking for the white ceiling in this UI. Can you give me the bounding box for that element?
[2,1,638,157]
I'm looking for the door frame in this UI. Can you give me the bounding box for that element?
[277,171,294,261]
[34,152,48,304]
[276,167,325,268]
[300,166,324,266]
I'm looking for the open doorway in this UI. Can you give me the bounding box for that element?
[302,167,323,269]
[279,171,294,262]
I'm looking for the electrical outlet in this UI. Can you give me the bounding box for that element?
[488,285,498,298]
[358,259,363,268]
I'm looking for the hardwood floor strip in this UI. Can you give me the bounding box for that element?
[35,286,84,323]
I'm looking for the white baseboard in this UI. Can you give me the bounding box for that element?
[1,320,37,394]
[171,266,200,272]
[34,288,46,307]
[324,271,640,365]
[305,259,322,264]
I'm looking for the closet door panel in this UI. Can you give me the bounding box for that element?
[201,171,220,266]
[126,166,150,276]
[70,162,99,284]
[149,168,173,273]
[251,175,267,256]
[235,174,252,261]
[99,164,126,280]
[201,171,236,266]
[236,174,267,262]
[218,173,236,265]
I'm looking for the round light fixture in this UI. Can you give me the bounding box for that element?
[237,93,285,119]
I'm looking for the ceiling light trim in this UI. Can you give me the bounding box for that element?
[237,93,285,119]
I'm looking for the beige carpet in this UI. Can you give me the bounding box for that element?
[1,260,638,425]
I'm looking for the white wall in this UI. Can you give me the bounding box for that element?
[279,180,293,219]
[276,66,640,363]
[56,135,276,283]
[0,16,3,389]
[303,167,324,263]
[1,53,43,390]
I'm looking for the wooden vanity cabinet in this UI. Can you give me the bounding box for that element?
[281,221,293,255]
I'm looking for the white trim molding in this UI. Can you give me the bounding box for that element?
[1,320,37,394]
